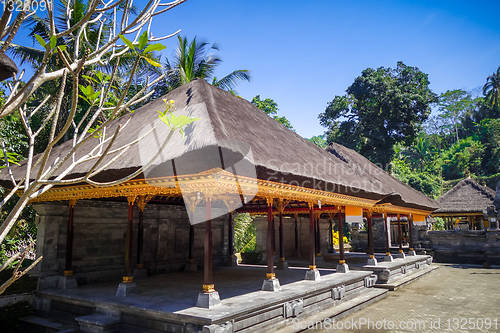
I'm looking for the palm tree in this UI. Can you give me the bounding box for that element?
[161,35,251,93]
[483,66,500,109]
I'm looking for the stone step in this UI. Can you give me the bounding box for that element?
[19,315,78,333]
[75,314,121,333]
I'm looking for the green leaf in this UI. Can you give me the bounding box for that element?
[50,35,57,50]
[144,57,161,67]
[34,34,47,48]
[144,43,166,54]
[119,34,135,51]
[138,31,148,50]
[55,45,67,53]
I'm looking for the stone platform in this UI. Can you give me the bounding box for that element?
[24,265,384,333]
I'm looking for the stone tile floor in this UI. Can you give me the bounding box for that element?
[306,263,500,333]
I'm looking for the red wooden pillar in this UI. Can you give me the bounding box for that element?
[397,213,403,254]
[409,214,414,254]
[64,199,77,276]
[337,210,345,264]
[124,197,135,283]
[328,217,334,253]
[309,205,316,270]
[279,210,285,263]
[203,198,214,293]
[136,196,146,268]
[315,216,321,257]
[294,213,299,255]
[266,200,275,279]
[188,225,195,262]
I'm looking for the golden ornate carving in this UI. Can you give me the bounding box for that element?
[266,273,276,280]
[123,276,133,283]
[184,195,202,214]
[68,199,77,209]
[339,260,346,264]
[279,257,286,262]
[64,270,73,276]
[202,284,215,292]
[309,265,316,270]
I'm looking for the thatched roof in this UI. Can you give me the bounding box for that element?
[0,79,438,211]
[434,178,496,214]
[0,54,18,81]
[325,143,438,211]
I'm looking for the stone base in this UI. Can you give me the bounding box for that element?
[304,269,321,281]
[57,275,78,289]
[397,252,406,259]
[196,291,221,308]
[261,278,281,291]
[116,282,137,297]
[407,250,416,256]
[75,314,120,333]
[276,261,289,270]
[384,254,394,262]
[133,268,148,280]
[226,256,238,267]
[336,263,349,273]
[367,257,378,266]
[184,262,198,272]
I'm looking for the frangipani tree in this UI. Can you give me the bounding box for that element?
[0,0,199,294]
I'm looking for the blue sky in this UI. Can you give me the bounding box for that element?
[10,0,500,138]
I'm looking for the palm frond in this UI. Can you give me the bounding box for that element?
[213,70,251,91]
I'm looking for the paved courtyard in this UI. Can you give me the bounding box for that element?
[304,263,500,332]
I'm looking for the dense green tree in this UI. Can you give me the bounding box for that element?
[308,134,327,148]
[319,62,437,167]
[391,159,441,199]
[251,95,295,131]
[440,137,485,179]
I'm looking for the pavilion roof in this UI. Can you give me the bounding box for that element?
[433,178,496,215]
[0,78,438,212]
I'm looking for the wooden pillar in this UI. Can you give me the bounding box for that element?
[294,213,299,255]
[337,210,345,264]
[384,213,390,256]
[279,211,285,262]
[124,197,135,283]
[203,198,214,292]
[309,205,316,270]
[367,212,374,257]
[397,213,403,253]
[271,216,276,254]
[64,199,77,276]
[188,225,195,262]
[266,200,275,279]
[329,217,334,253]
[228,212,234,262]
[408,214,414,251]
[315,216,321,256]
[136,196,146,268]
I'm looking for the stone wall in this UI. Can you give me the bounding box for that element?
[33,200,228,289]
[426,230,500,264]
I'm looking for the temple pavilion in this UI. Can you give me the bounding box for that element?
[432,177,496,230]
[0,78,438,332]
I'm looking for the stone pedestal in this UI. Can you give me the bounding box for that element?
[304,269,321,281]
[384,254,394,262]
[116,282,137,297]
[276,260,289,270]
[261,278,281,291]
[75,314,120,333]
[57,275,78,289]
[408,250,416,256]
[336,263,349,273]
[226,256,238,267]
[367,257,378,266]
[196,291,221,308]
[133,268,148,280]
[397,252,406,259]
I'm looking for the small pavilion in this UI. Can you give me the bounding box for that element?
[432,177,496,230]
[1,79,438,332]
